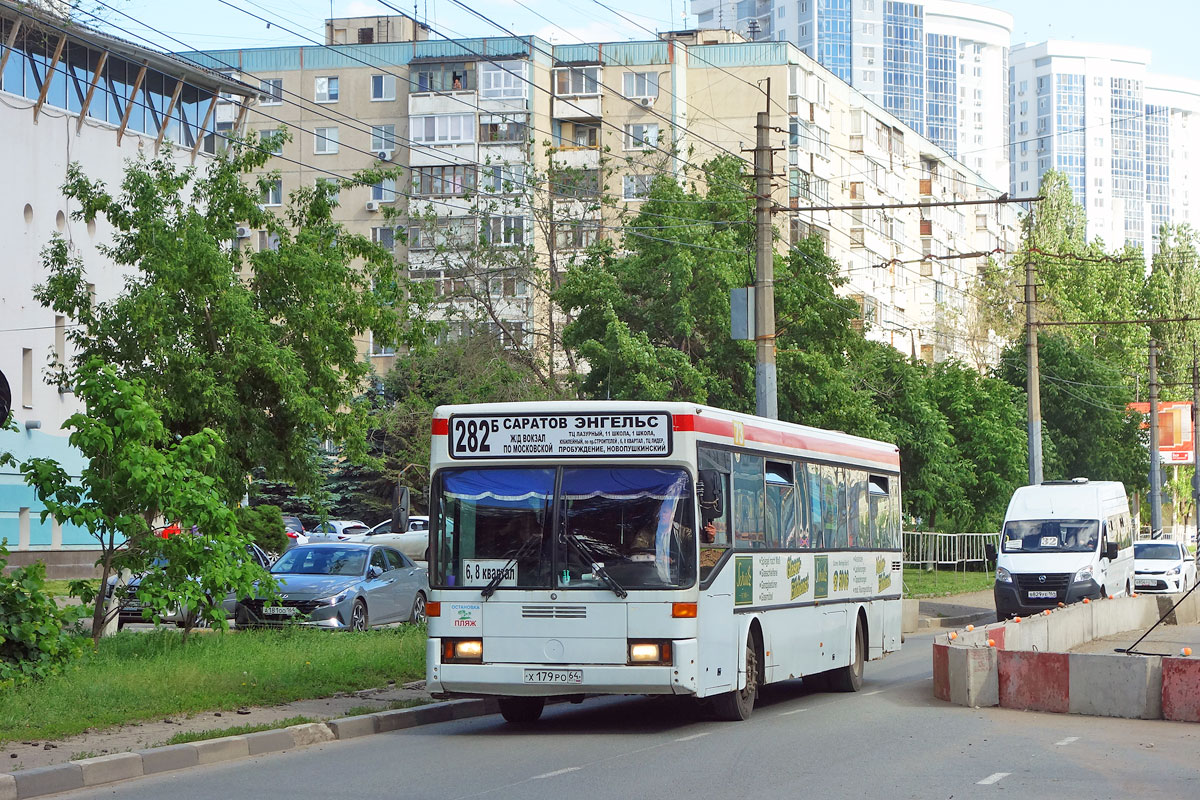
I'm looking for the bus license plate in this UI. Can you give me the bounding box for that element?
[523,669,583,685]
[1027,590,1056,599]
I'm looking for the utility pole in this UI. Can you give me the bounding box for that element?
[1149,339,1163,539]
[1192,349,1199,544]
[754,84,777,419]
[1025,256,1043,484]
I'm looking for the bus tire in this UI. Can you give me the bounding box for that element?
[498,696,545,724]
[827,614,865,693]
[712,635,759,721]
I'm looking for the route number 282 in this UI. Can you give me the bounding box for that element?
[452,418,497,455]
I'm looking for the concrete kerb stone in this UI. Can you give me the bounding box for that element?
[1068,652,1162,719]
[243,728,297,757]
[11,764,83,799]
[0,772,15,800]
[328,714,380,740]
[76,752,144,787]
[193,736,249,765]
[138,743,199,775]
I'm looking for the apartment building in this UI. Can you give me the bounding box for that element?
[1009,41,1200,255]
[191,14,1015,378]
[0,0,256,563]
[689,0,1012,189]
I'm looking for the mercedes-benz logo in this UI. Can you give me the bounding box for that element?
[1038,575,1046,583]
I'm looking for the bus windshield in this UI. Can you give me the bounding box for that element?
[433,466,696,591]
[1001,519,1099,553]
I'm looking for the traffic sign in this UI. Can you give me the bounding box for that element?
[0,369,9,422]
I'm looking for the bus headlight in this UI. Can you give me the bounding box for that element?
[442,639,483,663]
[995,566,1012,584]
[628,641,672,665]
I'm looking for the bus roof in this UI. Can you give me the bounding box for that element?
[432,401,900,472]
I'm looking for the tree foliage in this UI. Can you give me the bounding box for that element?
[0,543,85,689]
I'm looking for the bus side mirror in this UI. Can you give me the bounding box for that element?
[698,470,724,517]
[1105,542,1118,560]
[985,543,996,562]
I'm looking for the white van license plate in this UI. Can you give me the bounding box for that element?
[523,669,583,685]
[1027,590,1057,599]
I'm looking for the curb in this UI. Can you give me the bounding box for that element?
[919,610,994,629]
[0,698,500,799]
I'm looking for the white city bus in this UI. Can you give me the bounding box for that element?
[425,402,903,722]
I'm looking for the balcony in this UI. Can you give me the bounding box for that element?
[919,178,933,196]
[551,147,600,171]
[553,95,602,121]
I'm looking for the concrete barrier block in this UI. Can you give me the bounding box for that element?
[998,650,1069,713]
[0,773,16,800]
[1182,592,1200,625]
[193,736,248,765]
[1161,657,1200,722]
[328,714,380,740]
[11,764,83,798]
[1048,604,1091,652]
[1010,614,1049,653]
[76,752,143,787]
[948,645,998,708]
[1155,595,1179,625]
[243,729,296,756]
[286,723,335,747]
[139,744,198,775]
[902,599,919,634]
[1068,653,1162,719]
[932,642,950,702]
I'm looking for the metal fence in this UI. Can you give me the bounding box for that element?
[903,531,1000,569]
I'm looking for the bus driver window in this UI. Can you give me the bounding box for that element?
[698,467,730,577]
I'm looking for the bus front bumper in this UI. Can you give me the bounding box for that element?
[426,637,699,697]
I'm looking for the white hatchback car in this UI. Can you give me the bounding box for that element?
[1133,540,1197,594]
[345,516,431,562]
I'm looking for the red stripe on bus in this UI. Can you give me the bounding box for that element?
[432,418,448,436]
[673,414,899,468]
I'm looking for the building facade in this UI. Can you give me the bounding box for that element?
[1009,41,1200,254]
[0,0,255,562]
[192,14,1015,378]
[689,0,1011,188]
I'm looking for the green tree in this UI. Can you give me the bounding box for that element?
[36,136,421,502]
[20,361,269,645]
[0,543,85,689]
[1143,224,1200,387]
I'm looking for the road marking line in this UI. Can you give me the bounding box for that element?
[976,773,1010,786]
[862,690,883,696]
[1055,737,1079,746]
[675,732,711,742]
[533,767,581,780]
[778,708,807,716]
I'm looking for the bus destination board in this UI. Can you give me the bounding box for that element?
[447,412,673,459]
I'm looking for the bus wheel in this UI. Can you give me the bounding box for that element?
[828,616,865,693]
[498,696,545,724]
[712,636,759,721]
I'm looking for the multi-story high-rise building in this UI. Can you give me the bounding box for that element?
[0,0,256,565]
[1009,41,1200,254]
[189,14,1015,379]
[689,0,1012,188]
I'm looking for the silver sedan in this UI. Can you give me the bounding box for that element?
[235,543,428,630]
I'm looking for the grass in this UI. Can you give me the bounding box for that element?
[0,625,427,745]
[42,579,98,598]
[161,716,316,746]
[903,567,995,598]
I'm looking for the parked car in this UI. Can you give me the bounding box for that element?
[347,516,431,562]
[308,520,370,542]
[106,542,273,628]
[1133,540,1196,593]
[235,542,428,630]
[283,515,309,549]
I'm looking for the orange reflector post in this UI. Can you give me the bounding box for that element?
[426,601,441,618]
[672,602,698,618]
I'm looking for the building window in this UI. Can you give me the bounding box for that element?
[21,347,33,408]
[479,114,527,143]
[484,216,528,246]
[480,163,526,194]
[552,168,600,199]
[261,128,284,155]
[623,71,659,99]
[371,124,397,153]
[408,218,475,249]
[315,76,339,102]
[314,126,339,154]
[624,123,659,150]
[261,179,283,206]
[413,165,476,196]
[623,174,653,199]
[315,177,340,204]
[480,61,528,99]
[413,63,474,93]
[411,114,475,144]
[370,333,396,357]
[372,226,396,251]
[372,178,397,202]
[371,74,396,101]
[259,78,283,105]
[555,219,600,250]
[554,66,600,96]
[257,230,280,251]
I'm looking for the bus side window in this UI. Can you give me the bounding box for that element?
[732,453,765,549]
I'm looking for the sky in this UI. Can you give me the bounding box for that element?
[95,0,1199,81]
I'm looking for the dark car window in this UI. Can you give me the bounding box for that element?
[384,548,409,570]
[343,525,369,537]
[370,549,389,573]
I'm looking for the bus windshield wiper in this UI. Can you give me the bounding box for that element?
[560,530,627,598]
[480,535,540,599]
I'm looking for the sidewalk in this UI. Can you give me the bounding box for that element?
[917,589,995,629]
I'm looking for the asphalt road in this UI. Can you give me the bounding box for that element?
[59,633,1199,800]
